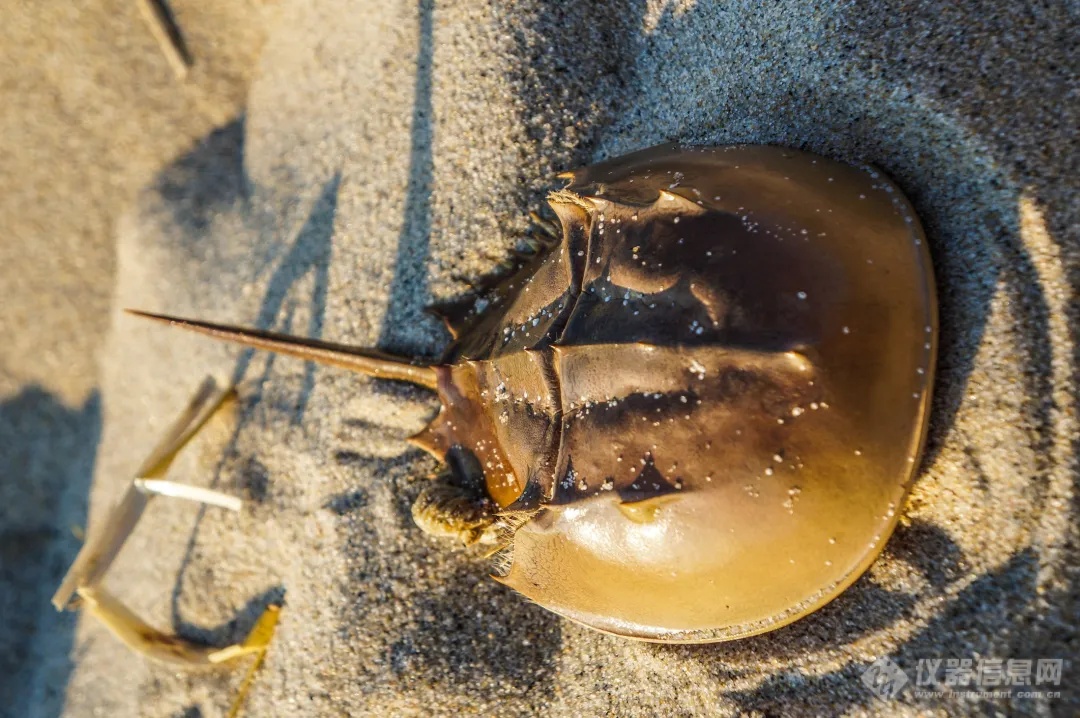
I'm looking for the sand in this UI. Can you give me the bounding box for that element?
[1,0,1076,716]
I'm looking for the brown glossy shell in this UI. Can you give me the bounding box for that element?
[410,143,937,642]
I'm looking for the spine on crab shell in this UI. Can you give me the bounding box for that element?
[127,309,439,389]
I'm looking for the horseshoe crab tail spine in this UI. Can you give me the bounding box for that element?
[127,309,439,389]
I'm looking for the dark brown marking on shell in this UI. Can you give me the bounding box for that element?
[410,143,936,642]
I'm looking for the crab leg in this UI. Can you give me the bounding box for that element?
[528,210,561,242]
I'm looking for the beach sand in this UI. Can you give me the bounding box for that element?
[1,1,1076,716]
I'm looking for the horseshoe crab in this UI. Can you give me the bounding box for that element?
[60,143,937,647]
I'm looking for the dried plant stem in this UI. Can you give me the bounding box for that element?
[135,0,192,79]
